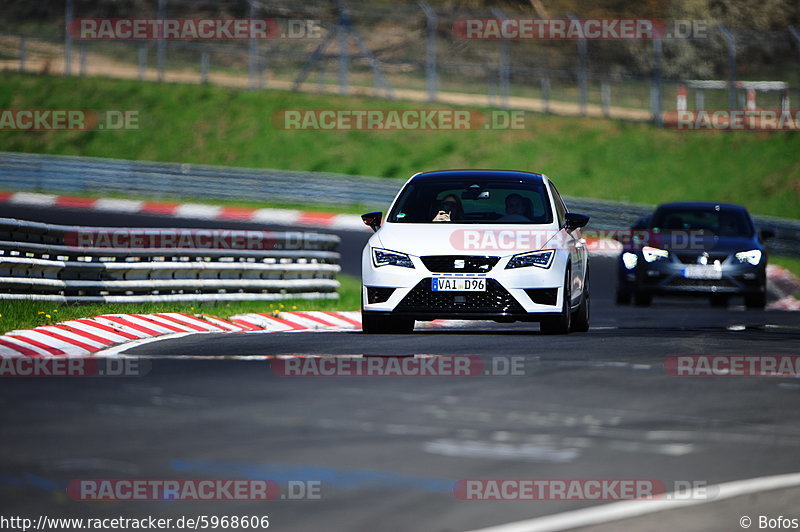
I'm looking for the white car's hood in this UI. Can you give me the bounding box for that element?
[375,222,562,257]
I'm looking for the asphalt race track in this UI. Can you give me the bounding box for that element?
[2,205,799,532]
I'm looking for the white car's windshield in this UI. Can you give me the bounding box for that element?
[388,178,553,224]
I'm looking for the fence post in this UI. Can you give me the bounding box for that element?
[157,0,166,82]
[248,0,258,90]
[79,42,87,76]
[568,14,588,116]
[718,24,736,110]
[790,27,800,55]
[601,81,610,117]
[201,51,210,84]
[651,37,663,127]
[338,19,350,95]
[64,0,73,76]
[19,36,26,72]
[419,2,438,102]
[541,76,550,113]
[491,8,510,109]
[677,84,687,111]
[138,45,147,80]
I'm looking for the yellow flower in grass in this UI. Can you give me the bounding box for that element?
[45,314,51,319]
[38,311,45,315]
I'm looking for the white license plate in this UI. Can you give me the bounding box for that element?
[432,277,486,291]
[682,265,723,280]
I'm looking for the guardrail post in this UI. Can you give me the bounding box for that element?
[718,24,736,109]
[419,2,438,102]
[64,0,73,76]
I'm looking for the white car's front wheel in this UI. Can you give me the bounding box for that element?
[540,270,572,335]
[570,271,590,333]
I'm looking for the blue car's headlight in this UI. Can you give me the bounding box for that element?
[372,248,414,268]
[622,252,638,270]
[735,249,762,266]
[642,246,669,263]
[506,250,555,269]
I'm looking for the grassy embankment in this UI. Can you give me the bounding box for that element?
[0,73,797,331]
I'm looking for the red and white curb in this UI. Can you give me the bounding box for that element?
[0,311,368,358]
[766,265,800,311]
[0,191,367,231]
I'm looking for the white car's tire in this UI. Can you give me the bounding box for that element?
[540,270,571,335]
[570,274,590,333]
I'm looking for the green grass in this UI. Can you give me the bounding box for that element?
[0,273,361,334]
[0,72,798,219]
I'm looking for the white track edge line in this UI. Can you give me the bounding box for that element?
[463,471,800,532]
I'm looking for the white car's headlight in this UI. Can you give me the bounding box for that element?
[642,246,669,263]
[735,249,762,266]
[372,248,414,268]
[622,252,638,270]
[506,250,555,269]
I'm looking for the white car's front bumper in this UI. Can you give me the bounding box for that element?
[362,248,569,321]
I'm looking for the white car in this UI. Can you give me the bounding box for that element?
[360,170,590,334]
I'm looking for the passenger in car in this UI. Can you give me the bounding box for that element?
[432,194,463,222]
[499,193,533,222]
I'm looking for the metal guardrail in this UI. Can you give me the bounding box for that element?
[1,152,797,257]
[0,152,401,207]
[0,217,341,303]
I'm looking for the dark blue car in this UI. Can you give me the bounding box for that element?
[616,202,773,309]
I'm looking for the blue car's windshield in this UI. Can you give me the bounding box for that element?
[650,208,754,237]
[388,178,553,224]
